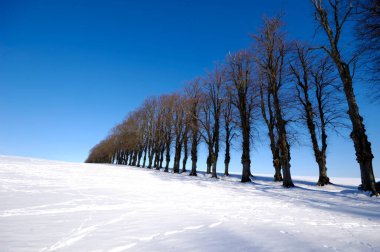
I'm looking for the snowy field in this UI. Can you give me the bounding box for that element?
[1,156,380,252]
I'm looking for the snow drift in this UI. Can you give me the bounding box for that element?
[0,156,379,251]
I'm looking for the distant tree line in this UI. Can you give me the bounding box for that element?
[86,0,380,195]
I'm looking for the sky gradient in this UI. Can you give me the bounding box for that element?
[1,0,379,178]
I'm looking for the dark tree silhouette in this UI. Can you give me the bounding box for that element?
[226,50,257,183]
[172,94,187,173]
[290,43,345,185]
[222,85,236,176]
[185,79,203,176]
[254,17,294,188]
[311,0,378,195]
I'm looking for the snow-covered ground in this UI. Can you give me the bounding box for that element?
[1,156,379,252]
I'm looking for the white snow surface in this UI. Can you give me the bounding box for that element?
[1,155,380,252]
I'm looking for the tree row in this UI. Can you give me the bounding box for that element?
[87,1,380,195]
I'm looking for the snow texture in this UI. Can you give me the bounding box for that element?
[1,156,380,251]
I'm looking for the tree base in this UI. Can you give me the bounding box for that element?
[317,176,331,186]
[241,176,251,183]
[189,172,197,176]
[358,182,380,196]
[282,180,294,188]
[274,175,283,182]
[374,182,380,196]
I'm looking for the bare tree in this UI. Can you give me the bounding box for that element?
[133,110,146,167]
[172,93,187,173]
[226,50,257,182]
[221,85,236,176]
[197,66,225,178]
[254,17,294,187]
[86,113,141,165]
[153,98,166,170]
[185,80,203,176]
[206,148,212,174]
[290,43,346,185]
[311,0,378,195]
[258,72,282,181]
[140,98,158,169]
[118,112,142,166]
[86,137,115,164]
[181,116,190,173]
[161,94,176,172]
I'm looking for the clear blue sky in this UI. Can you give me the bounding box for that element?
[0,0,378,178]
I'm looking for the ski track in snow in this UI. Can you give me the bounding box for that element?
[0,155,380,251]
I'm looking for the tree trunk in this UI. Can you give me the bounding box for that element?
[132,150,138,166]
[212,116,220,178]
[305,92,331,186]
[137,149,143,167]
[317,151,330,186]
[224,139,230,176]
[182,137,188,173]
[117,150,122,164]
[165,141,170,172]
[241,160,251,182]
[224,162,229,176]
[259,80,282,182]
[312,2,378,194]
[272,138,282,182]
[316,92,330,186]
[147,146,154,169]
[281,158,293,187]
[211,154,218,178]
[273,89,294,188]
[339,64,377,194]
[159,148,164,168]
[128,151,133,166]
[206,150,212,174]
[241,125,251,182]
[173,141,182,173]
[240,110,251,182]
[123,150,126,164]
[273,158,282,182]
[142,146,147,168]
[155,150,160,170]
[154,149,159,169]
[189,132,198,176]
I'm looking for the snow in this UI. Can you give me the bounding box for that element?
[1,155,380,252]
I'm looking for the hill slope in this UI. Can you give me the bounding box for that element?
[1,156,379,251]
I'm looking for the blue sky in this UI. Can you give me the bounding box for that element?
[0,0,379,178]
